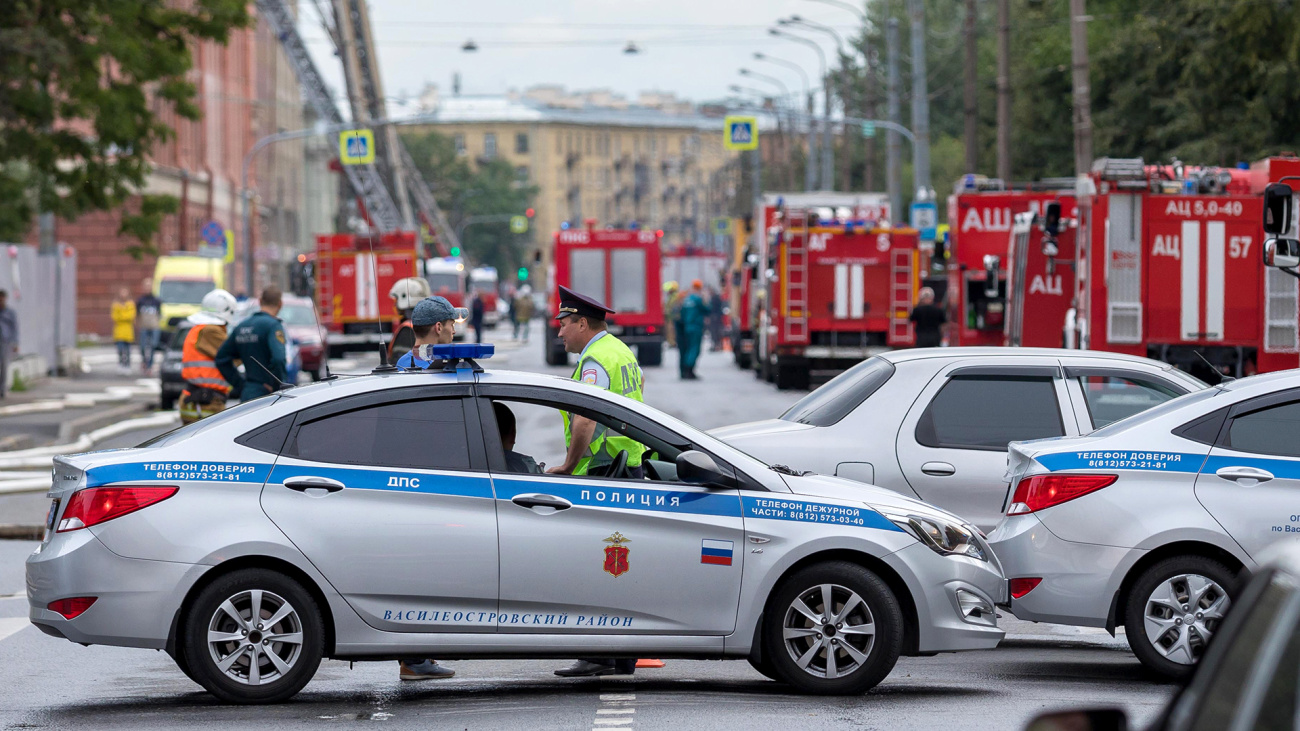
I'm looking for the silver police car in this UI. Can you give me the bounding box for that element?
[990,369,1300,678]
[27,346,1005,703]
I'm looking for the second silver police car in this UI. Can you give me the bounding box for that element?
[990,369,1300,678]
[28,345,1004,703]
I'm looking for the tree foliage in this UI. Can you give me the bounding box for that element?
[0,0,250,250]
[828,0,1300,213]
[402,130,539,274]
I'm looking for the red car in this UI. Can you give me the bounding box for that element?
[280,294,329,381]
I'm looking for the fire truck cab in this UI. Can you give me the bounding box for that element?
[546,225,665,368]
[757,206,918,390]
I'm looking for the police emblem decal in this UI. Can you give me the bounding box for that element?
[602,532,630,577]
[581,368,598,385]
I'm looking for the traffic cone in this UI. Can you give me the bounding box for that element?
[635,658,665,668]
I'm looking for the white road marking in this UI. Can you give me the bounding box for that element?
[599,693,636,701]
[0,591,27,600]
[597,708,635,714]
[0,617,30,642]
[593,689,636,729]
[593,720,634,727]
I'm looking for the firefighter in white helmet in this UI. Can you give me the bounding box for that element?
[388,276,431,363]
[178,289,237,425]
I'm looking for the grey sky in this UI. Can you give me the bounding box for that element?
[299,0,863,113]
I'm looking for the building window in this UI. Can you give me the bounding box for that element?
[555,133,562,154]
[516,132,529,154]
[484,133,498,159]
[453,134,466,156]
[586,135,592,155]
[515,166,530,182]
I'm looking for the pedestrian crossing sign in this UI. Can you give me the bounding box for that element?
[339,129,376,165]
[723,116,758,151]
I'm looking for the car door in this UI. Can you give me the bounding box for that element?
[260,384,501,633]
[476,385,745,635]
[896,361,1077,529]
[1061,365,1190,431]
[1193,388,1300,561]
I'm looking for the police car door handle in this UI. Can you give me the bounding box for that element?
[283,476,346,493]
[921,462,956,476]
[511,493,572,511]
[1215,466,1274,484]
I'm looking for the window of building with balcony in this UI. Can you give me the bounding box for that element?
[453,134,466,156]
[484,133,498,159]
[516,132,529,154]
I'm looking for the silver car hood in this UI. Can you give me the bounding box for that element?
[779,471,970,525]
[709,418,815,442]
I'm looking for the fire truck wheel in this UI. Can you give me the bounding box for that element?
[637,342,663,367]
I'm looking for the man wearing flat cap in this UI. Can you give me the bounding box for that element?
[550,285,648,678]
[394,296,468,371]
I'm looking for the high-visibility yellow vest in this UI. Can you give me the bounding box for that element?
[563,333,647,475]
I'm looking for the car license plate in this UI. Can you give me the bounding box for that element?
[45,499,60,532]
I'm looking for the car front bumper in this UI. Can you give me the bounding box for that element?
[26,530,206,649]
[884,543,1006,653]
[988,513,1137,628]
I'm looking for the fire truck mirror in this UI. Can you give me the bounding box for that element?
[1264,238,1300,270]
[1043,202,1062,236]
[983,255,1001,299]
[1263,183,1294,236]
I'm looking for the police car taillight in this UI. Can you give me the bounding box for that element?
[1007,474,1117,515]
[57,486,178,532]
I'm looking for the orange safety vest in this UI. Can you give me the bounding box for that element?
[181,324,231,395]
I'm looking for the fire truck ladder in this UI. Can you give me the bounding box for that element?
[256,0,403,232]
[890,247,915,343]
[784,213,810,343]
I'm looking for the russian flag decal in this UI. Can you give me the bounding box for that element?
[701,539,734,566]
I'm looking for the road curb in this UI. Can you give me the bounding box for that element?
[0,524,44,541]
[56,402,151,442]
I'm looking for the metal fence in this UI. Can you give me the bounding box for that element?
[0,244,78,372]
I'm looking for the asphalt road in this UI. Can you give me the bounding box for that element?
[0,336,1179,729]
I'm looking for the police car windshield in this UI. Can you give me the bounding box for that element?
[136,396,283,449]
[1087,385,1226,438]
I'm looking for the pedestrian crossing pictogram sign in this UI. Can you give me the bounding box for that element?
[339,129,376,165]
[723,116,758,151]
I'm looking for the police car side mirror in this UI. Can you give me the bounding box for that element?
[1264,238,1300,269]
[1263,183,1294,236]
[676,450,734,488]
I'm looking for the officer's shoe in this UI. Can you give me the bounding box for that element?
[399,660,455,680]
[554,660,617,677]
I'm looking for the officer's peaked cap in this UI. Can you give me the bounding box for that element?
[554,285,614,321]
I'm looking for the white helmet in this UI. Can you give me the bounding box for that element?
[390,277,432,311]
[189,289,237,326]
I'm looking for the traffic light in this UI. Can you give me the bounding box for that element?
[517,267,529,281]
[525,207,535,218]
[450,246,461,257]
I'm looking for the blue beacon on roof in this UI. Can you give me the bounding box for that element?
[431,343,495,360]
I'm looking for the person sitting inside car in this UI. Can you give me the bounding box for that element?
[494,402,541,474]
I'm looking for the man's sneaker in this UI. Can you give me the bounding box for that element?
[554,660,617,677]
[399,660,455,680]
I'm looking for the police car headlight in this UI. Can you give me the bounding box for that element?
[886,512,987,561]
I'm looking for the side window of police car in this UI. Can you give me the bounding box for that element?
[290,398,472,471]
[1223,400,1300,459]
[916,375,1064,451]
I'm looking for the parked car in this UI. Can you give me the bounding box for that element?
[991,368,1300,677]
[278,295,328,381]
[158,321,192,411]
[1023,543,1300,731]
[711,348,1207,531]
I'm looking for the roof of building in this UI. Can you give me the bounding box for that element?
[411,94,729,131]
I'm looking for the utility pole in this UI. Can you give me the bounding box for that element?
[1069,0,1093,176]
[996,0,1011,181]
[908,0,932,196]
[886,18,902,221]
[807,93,818,191]
[821,76,833,191]
[963,0,979,174]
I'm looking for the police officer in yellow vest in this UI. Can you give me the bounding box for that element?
[547,285,647,479]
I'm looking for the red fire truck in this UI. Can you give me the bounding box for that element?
[315,231,420,357]
[999,156,1300,379]
[945,179,1077,346]
[545,225,665,367]
[756,207,919,390]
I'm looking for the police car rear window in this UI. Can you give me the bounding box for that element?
[780,357,895,426]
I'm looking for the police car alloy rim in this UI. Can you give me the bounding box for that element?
[206,589,304,685]
[782,583,876,679]
[1143,573,1230,665]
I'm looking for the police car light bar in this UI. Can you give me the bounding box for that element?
[431,343,494,361]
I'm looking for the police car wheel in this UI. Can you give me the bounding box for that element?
[183,569,325,703]
[1124,555,1238,679]
[763,562,903,694]
[747,653,779,681]
[171,645,201,685]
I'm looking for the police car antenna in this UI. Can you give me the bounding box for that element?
[368,233,398,373]
[244,353,294,393]
[1192,349,1235,383]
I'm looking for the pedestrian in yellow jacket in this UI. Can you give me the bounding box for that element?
[111,287,136,371]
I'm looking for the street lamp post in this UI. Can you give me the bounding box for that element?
[770,28,831,191]
[740,69,794,191]
[783,17,844,192]
[754,52,816,192]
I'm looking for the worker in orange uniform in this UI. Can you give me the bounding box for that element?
[178,289,237,425]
